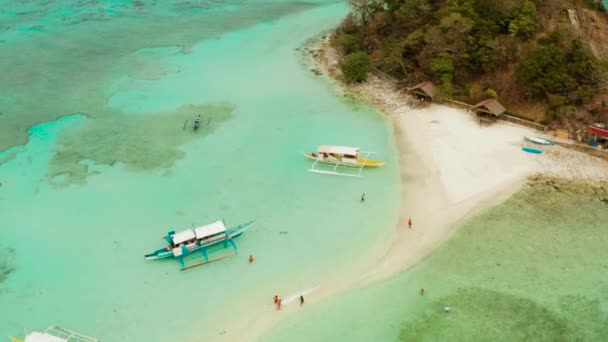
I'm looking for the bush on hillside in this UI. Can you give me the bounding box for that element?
[485,88,498,98]
[340,51,371,83]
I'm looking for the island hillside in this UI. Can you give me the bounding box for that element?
[334,0,608,129]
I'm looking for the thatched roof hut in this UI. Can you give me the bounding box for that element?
[408,81,439,101]
[471,98,506,122]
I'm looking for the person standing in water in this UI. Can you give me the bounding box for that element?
[277,298,282,311]
[361,193,366,203]
[273,295,279,305]
[408,217,412,229]
[248,255,254,263]
[299,295,305,307]
[420,288,425,295]
[193,114,201,131]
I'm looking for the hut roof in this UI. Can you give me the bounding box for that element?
[471,98,506,116]
[588,125,608,138]
[409,81,439,98]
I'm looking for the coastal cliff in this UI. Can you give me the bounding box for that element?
[332,0,608,129]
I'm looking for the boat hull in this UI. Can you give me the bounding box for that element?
[522,147,542,154]
[524,136,554,145]
[144,220,255,261]
[303,152,385,168]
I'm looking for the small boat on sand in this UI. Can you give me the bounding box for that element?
[10,325,99,342]
[304,145,385,177]
[145,219,255,269]
[524,136,554,145]
[522,147,542,154]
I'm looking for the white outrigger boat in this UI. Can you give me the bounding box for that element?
[304,145,385,177]
[524,136,554,145]
[144,219,255,270]
[10,325,99,342]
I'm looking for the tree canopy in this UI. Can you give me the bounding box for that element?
[334,0,607,123]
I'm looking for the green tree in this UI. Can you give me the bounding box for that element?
[567,39,599,85]
[402,29,426,57]
[394,0,434,32]
[546,95,576,122]
[378,37,408,75]
[347,0,382,25]
[338,33,364,54]
[517,44,576,96]
[340,51,372,83]
[509,0,539,39]
[464,19,499,72]
[431,53,455,94]
[440,12,475,45]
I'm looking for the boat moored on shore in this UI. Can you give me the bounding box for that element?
[304,145,385,177]
[524,136,554,145]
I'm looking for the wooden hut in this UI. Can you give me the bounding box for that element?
[407,81,439,107]
[471,98,506,123]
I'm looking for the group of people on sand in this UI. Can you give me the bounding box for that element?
[249,256,305,310]
[273,294,305,311]
[273,295,282,310]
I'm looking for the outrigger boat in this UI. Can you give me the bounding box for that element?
[144,219,255,269]
[304,145,385,177]
[524,136,554,145]
[10,325,99,342]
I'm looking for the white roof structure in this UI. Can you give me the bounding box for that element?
[194,220,227,239]
[171,229,196,245]
[25,332,65,342]
[317,145,359,156]
[23,326,98,342]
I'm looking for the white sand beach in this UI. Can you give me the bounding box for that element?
[227,37,608,341]
[322,39,608,283]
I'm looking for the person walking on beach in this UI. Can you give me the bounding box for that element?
[299,295,305,307]
[249,255,254,263]
[408,217,412,229]
[361,193,366,203]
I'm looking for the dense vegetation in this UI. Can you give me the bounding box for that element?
[334,0,608,124]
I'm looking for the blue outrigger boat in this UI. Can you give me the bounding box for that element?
[145,219,255,269]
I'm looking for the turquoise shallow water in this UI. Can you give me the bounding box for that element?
[265,179,608,341]
[0,1,400,340]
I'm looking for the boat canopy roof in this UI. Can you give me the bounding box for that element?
[317,145,359,156]
[171,229,196,245]
[194,220,227,239]
[23,326,99,342]
[25,332,67,342]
